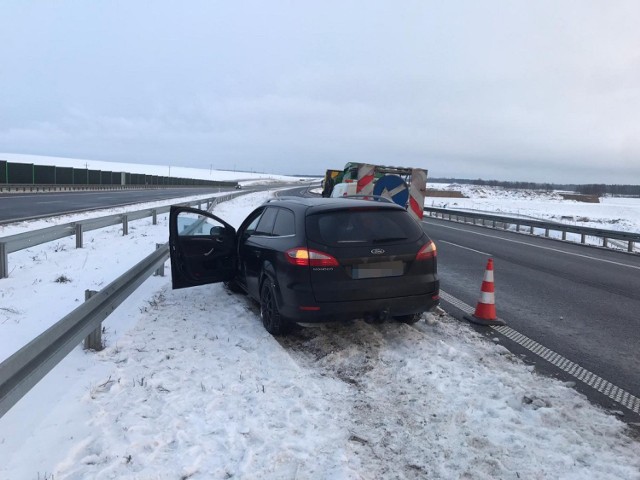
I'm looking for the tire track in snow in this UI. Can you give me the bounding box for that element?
[277,317,511,479]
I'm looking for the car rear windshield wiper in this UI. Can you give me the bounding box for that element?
[372,237,407,243]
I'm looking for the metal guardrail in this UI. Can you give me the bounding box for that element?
[424,207,640,253]
[0,190,251,418]
[0,246,169,418]
[0,192,244,278]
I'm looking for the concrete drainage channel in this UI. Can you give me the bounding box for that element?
[0,190,253,419]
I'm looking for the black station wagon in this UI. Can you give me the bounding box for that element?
[169,196,439,335]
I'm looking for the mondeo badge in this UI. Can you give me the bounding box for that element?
[371,248,385,255]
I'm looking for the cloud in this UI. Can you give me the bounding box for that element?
[1,1,639,183]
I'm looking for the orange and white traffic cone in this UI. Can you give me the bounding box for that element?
[465,258,506,326]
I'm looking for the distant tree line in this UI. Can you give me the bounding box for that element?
[429,177,640,197]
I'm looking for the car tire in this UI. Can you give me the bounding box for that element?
[224,280,244,294]
[260,281,289,335]
[394,313,422,324]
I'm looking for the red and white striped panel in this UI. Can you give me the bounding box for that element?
[356,164,375,196]
[408,168,427,220]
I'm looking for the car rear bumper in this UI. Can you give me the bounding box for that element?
[278,286,440,323]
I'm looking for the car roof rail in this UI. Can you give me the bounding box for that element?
[341,195,395,204]
[264,196,306,203]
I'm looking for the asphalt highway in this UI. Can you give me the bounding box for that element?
[422,217,640,419]
[0,187,234,223]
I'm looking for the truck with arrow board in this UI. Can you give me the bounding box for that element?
[321,162,428,221]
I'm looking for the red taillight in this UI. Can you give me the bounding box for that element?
[416,241,437,261]
[285,248,339,267]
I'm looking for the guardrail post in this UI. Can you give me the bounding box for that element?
[516,224,521,232]
[562,230,567,241]
[122,215,129,235]
[152,209,157,225]
[492,220,496,228]
[581,233,586,244]
[545,228,550,237]
[83,290,103,351]
[75,224,83,248]
[0,243,7,279]
[603,237,608,248]
[530,226,534,234]
[629,241,635,253]
[154,244,165,276]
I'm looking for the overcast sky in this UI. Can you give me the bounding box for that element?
[1,1,639,183]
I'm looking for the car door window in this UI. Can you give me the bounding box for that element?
[255,207,278,235]
[237,208,264,238]
[177,211,227,237]
[245,214,262,234]
[272,208,295,236]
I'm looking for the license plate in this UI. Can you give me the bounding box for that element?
[352,261,404,279]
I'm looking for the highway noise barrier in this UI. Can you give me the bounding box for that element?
[465,258,506,326]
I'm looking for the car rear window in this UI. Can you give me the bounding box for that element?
[306,208,423,245]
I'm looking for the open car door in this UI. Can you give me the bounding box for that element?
[169,206,237,289]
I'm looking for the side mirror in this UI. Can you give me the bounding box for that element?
[210,226,225,237]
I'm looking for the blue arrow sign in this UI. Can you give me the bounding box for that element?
[373,175,409,207]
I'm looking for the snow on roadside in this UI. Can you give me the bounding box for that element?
[0,190,264,362]
[32,292,640,479]
[0,189,639,479]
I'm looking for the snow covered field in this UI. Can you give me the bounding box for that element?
[428,183,640,235]
[1,186,640,479]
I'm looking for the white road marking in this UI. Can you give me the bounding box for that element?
[431,222,640,271]
[439,290,640,414]
[439,240,491,256]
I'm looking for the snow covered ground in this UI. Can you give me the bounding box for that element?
[1,186,640,479]
[428,182,640,235]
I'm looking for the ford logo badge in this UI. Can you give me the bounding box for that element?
[371,248,385,255]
